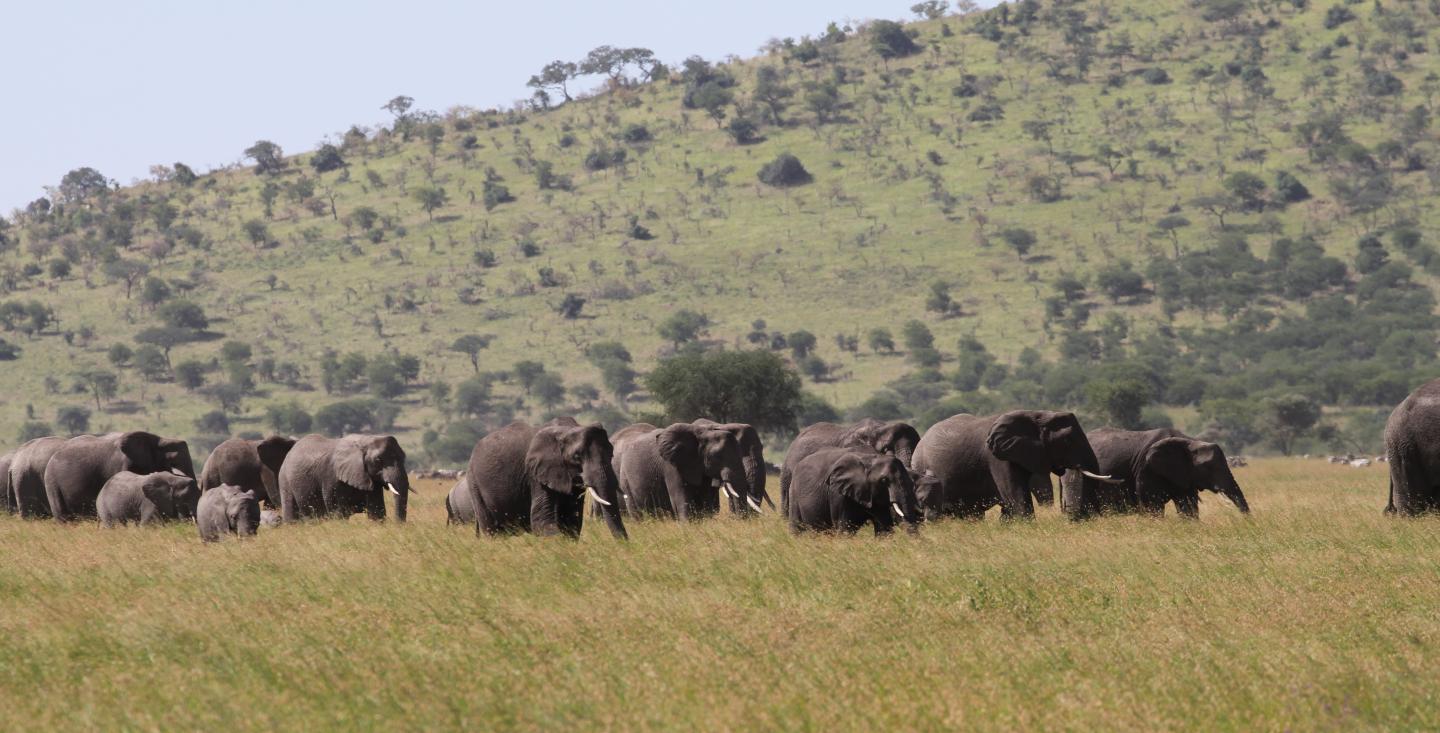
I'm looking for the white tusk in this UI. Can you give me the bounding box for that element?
[746,496,762,513]
[722,482,739,499]
[170,467,187,477]
[1080,470,1124,485]
[892,502,907,520]
[587,486,612,506]
[763,494,776,510]
[386,482,400,496]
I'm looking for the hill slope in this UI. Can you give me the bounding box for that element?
[3,0,1440,462]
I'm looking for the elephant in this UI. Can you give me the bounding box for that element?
[780,419,920,514]
[277,434,411,522]
[8,436,67,519]
[786,447,922,535]
[1058,428,1250,518]
[612,422,755,521]
[465,419,627,539]
[0,451,13,514]
[1384,378,1440,514]
[692,418,774,513]
[97,470,201,527]
[45,432,195,522]
[910,411,1118,520]
[445,477,475,524]
[260,510,283,528]
[198,436,296,509]
[197,484,261,541]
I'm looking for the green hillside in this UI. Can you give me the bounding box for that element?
[3,0,1439,463]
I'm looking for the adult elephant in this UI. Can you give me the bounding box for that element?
[1385,378,1440,514]
[692,418,773,513]
[781,419,920,513]
[278,434,410,522]
[911,411,1117,520]
[787,447,922,536]
[1058,428,1250,518]
[9,436,67,519]
[44,432,195,522]
[612,422,755,520]
[198,436,296,508]
[465,419,627,539]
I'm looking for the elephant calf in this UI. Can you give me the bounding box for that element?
[97,470,201,527]
[787,447,921,536]
[197,484,261,541]
[445,477,475,524]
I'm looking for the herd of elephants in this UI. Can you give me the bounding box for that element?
[5,377,1440,541]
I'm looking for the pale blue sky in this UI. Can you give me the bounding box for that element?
[0,1,997,214]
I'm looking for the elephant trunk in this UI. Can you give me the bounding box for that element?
[383,466,409,523]
[893,443,916,471]
[741,453,770,511]
[584,460,628,540]
[890,475,922,534]
[1214,463,1249,514]
[235,509,258,537]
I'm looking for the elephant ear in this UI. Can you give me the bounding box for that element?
[881,422,921,454]
[828,453,875,507]
[526,427,578,493]
[986,414,1049,475]
[332,437,372,490]
[157,437,195,478]
[140,475,175,512]
[256,436,296,474]
[1144,438,1196,485]
[119,431,163,473]
[656,424,700,463]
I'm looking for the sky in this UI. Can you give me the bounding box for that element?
[0,0,998,215]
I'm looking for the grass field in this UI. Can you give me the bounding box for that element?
[0,459,1431,731]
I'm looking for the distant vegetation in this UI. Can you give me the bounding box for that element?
[3,0,1440,462]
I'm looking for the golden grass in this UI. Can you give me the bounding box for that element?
[0,459,1432,731]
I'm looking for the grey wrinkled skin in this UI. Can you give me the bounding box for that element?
[97,471,201,527]
[912,411,1103,520]
[466,419,627,539]
[45,432,194,522]
[277,434,410,522]
[445,477,474,525]
[787,447,921,536]
[197,484,261,541]
[1059,428,1249,519]
[1385,379,1440,515]
[8,436,67,519]
[612,422,753,521]
[692,418,772,514]
[780,419,919,514]
[260,510,283,528]
[198,436,295,509]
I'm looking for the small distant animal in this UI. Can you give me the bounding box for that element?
[1350,458,1372,468]
[1227,456,1248,468]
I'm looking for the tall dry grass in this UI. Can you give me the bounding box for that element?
[0,460,1431,731]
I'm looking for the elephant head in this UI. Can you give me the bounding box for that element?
[844,419,921,469]
[912,469,945,522]
[218,485,261,536]
[828,451,922,534]
[119,432,195,477]
[1143,437,1250,515]
[334,435,410,522]
[142,472,201,520]
[693,419,771,513]
[657,423,754,512]
[526,422,627,539]
[986,411,1113,479]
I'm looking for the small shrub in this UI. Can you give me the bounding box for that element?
[758,154,813,188]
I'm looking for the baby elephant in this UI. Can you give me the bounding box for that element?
[97,470,201,527]
[197,484,261,542]
[788,447,922,536]
[444,477,475,525]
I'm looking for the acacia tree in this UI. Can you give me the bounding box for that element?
[413,185,448,221]
[450,334,493,373]
[243,141,285,175]
[528,61,578,102]
[646,350,802,433]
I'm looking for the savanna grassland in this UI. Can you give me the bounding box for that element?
[5,0,1440,466]
[0,460,1432,731]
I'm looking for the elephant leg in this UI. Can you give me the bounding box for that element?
[365,488,386,521]
[473,492,501,537]
[281,486,298,522]
[557,492,584,538]
[662,471,692,522]
[779,468,791,515]
[1174,492,1200,519]
[994,465,1035,519]
[1389,450,1432,515]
